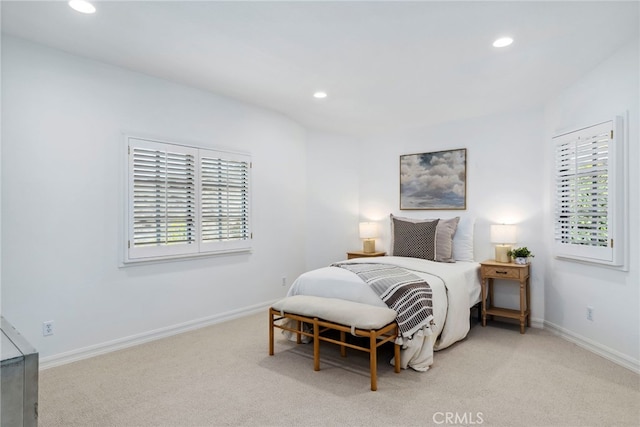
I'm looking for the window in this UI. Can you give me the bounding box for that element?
[553,117,624,267]
[125,136,251,264]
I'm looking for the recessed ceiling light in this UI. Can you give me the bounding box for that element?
[313,91,328,99]
[493,37,513,48]
[68,0,96,14]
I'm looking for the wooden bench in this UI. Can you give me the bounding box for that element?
[269,295,400,391]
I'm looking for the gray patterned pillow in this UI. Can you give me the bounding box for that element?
[392,217,439,260]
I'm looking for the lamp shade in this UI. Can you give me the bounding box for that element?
[490,224,517,244]
[359,222,378,239]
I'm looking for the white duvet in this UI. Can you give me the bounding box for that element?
[287,256,481,371]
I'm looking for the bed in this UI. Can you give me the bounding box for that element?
[286,215,481,372]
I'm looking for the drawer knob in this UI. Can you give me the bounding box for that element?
[497,271,508,274]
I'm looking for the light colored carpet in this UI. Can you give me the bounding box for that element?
[39,312,640,427]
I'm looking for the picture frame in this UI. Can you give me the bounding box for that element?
[400,148,466,210]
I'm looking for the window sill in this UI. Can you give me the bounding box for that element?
[120,248,252,268]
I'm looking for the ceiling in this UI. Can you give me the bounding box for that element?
[2,1,638,137]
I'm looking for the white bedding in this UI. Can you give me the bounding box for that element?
[286,256,481,371]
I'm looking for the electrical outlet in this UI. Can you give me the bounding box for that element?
[586,306,594,322]
[281,276,287,287]
[43,321,54,336]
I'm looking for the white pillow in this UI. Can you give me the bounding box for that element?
[452,217,475,261]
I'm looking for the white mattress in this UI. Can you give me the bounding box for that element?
[288,256,481,309]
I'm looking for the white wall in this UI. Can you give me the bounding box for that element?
[305,131,360,270]
[1,37,308,363]
[543,39,639,369]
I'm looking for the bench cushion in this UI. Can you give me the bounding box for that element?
[272,295,396,330]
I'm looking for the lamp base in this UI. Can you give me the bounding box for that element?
[495,244,512,263]
[363,239,376,253]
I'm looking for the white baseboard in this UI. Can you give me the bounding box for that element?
[41,305,639,375]
[530,316,544,329]
[544,320,640,374]
[39,300,278,370]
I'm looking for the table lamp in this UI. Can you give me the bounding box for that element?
[359,222,378,253]
[491,224,517,263]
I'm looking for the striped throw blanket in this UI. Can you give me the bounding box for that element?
[331,262,434,340]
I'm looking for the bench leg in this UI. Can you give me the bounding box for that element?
[296,320,302,344]
[268,309,274,356]
[313,318,320,371]
[370,332,377,391]
[393,343,401,373]
[340,330,347,357]
[394,325,401,373]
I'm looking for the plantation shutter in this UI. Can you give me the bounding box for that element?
[553,118,623,266]
[200,151,251,252]
[125,136,252,263]
[128,138,198,260]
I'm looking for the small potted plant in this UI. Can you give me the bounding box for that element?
[508,247,534,265]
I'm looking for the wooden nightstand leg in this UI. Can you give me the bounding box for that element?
[481,277,487,327]
[526,278,531,327]
[488,279,494,321]
[519,280,526,334]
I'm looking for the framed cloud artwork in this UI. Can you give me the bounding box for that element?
[400,148,467,210]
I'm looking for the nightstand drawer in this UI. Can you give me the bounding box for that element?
[347,251,386,259]
[481,265,522,280]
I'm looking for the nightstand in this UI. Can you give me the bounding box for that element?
[347,251,386,260]
[480,260,530,334]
